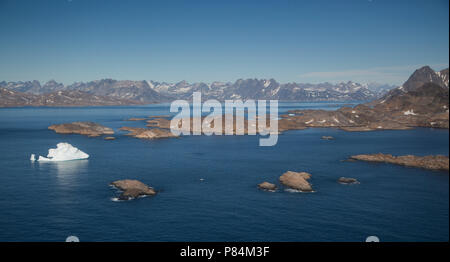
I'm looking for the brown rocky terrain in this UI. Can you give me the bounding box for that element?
[110,179,157,200]
[350,153,449,171]
[279,171,313,192]
[119,127,178,139]
[277,82,448,132]
[49,122,114,137]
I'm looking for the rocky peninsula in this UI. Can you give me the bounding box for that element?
[110,179,157,201]
[277,67,449,132]
[277,83,448,132]
[350,153,449,171]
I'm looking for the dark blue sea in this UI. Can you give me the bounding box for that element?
[0,102,448,242]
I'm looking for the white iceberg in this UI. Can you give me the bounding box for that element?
[36,143,89,162]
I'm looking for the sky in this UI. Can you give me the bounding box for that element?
[0,0,448,85]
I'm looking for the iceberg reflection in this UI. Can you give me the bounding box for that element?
[38,160,89,185]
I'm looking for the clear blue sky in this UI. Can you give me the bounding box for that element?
[0,0,448,85]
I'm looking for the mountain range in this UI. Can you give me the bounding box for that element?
[0,66,448,107]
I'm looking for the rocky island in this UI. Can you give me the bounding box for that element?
[350,153,449,171]
[279,171,314,192]
[48,122,114,137]
[110,179,157,201]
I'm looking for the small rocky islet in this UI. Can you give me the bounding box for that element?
[338,177,360,184]
[257,182,277,191]
[110,179,157,201]
[279,171,314,192]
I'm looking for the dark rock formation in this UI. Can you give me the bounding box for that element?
[111,179,157,200]
[338,177,359,184]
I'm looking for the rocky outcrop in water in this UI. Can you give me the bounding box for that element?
[350,153,449,171]
[279,171,313,192]
[48,122,114,137]
[338,177,359,184]
[258,182,277,191]
[111,180,157,200]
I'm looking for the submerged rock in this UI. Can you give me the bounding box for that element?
[258,182,277,191]
[111,179,157,201]
[104,136,116,140]
[338,177,359,184]
[279,171,313,192]
[350,153,449,171]
[321,136,335,140]
[48,122,114,137]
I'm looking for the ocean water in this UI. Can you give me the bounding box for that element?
[0,102,448,242]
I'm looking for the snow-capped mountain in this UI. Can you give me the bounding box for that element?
[152,79,385,101]
[1,78,399,104]
[0,80,42,94]
[66,79,167,103]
